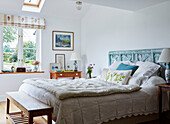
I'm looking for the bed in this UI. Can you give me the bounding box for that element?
[19,48,169,124]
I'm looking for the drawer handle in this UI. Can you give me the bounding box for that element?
[60,74,63,76]
[76,73,78,75]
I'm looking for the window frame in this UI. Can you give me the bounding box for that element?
[24,0,42,8]
[0,26,41,71]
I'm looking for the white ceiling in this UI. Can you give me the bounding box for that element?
[81,0,170,11]
[0,0,89,19]
[0,0,169,19]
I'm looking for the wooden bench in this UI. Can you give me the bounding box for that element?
[6,92,53,124]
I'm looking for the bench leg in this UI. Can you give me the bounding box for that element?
[6,98,10,114]
[21,111,24,117]
[47,113,52,124]
[28,114,33,124]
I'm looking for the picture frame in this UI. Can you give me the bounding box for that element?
[50,63,60,72]
[55,54,65,70]
[52,31,74,51]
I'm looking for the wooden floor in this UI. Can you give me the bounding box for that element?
[1,101,170,124]
[0,102,47,124]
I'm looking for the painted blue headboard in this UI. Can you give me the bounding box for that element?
[109,48,163,66]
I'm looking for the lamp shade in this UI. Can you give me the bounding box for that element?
[70,52,81,61]
[158,48,170,63]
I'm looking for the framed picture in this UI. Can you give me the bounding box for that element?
[55,54,65,70]
[52,31,74,51]
[50,63,60,72]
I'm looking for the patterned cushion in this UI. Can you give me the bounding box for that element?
[105,70,132,85]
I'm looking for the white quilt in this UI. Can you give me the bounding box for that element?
[23,78,141,100]
[19,77,169,124]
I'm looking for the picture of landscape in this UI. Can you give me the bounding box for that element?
[52,31,74,51]
[55,34,71,48]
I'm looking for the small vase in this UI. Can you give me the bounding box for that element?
[34,65,39,72]
[89,72,92,79]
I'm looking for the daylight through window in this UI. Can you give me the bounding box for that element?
[1,27,40,71]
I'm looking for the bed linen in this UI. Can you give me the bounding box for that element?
[22,78,140,100]
[19,77,169,124]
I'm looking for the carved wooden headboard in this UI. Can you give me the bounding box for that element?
[109,48,163,66]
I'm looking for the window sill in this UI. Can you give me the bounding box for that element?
[0,71,44,74]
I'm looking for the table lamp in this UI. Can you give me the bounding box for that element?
[70,52,81,71]
[158,48,170,84]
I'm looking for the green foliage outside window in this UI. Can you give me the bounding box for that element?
[3,27,36,69]
[3,27,17,43]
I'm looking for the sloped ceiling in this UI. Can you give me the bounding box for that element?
[81,0,170,11]
[0,0,90,19]
[0,0,169,19]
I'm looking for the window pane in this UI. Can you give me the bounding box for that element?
[3,49,18,70]
[23,49,36,67]
[3,27,18,49]
[23,29,36,48]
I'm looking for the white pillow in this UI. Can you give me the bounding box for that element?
[128,61,161,86]
[135,61,160,77]
[105,70,132,85]
[142,76,166,87]
[109,61,133,70]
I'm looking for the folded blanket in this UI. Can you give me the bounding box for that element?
[23,78,141,100]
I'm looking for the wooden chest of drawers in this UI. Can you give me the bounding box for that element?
[50,71,81,79]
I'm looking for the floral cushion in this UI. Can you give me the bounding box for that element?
[105,70,132,85]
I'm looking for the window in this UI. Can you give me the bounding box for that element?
[23,29,36,68]
[22,0,46,13]
[1,26,40,70]
[24,0,42,8]
[3,27,18,70]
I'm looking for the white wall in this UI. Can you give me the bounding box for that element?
[81,1,170,76]
[1,0,170,101]
[0,16,81,101]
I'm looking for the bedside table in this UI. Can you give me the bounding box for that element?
[156,83,170,122]
[50,71,81,79]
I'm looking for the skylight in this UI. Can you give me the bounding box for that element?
[24,0,41,8]
[22,0,45,13]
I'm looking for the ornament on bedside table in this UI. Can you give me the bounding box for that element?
[165,65,170,83]
[70,52,81,71]
[158,48,170,84]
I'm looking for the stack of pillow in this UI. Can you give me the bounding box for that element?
[99,61,161,86]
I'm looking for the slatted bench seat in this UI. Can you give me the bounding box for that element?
[6,92,53,124]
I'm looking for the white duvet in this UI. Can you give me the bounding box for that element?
[22,78,141,100]
[19,77,169,124]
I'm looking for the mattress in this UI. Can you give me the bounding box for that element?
[19,78,169,124]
